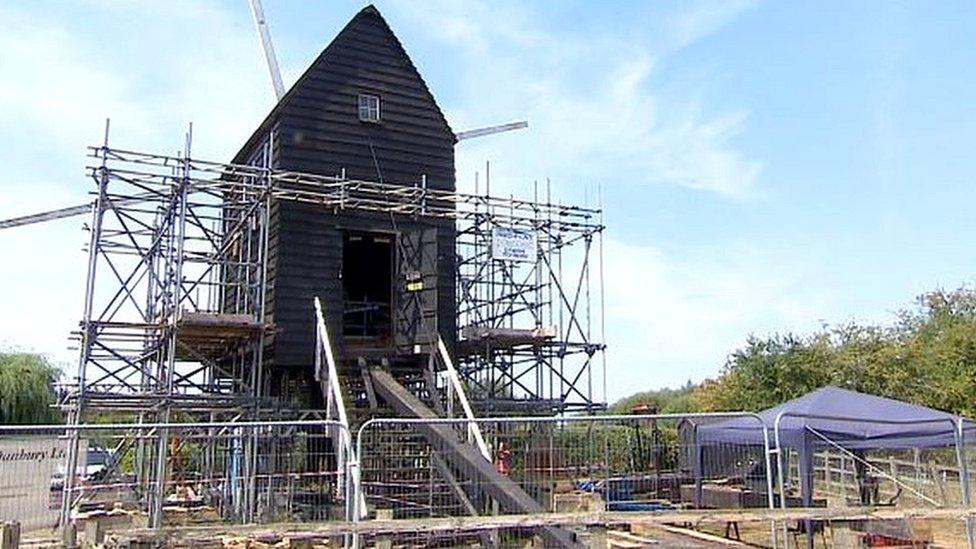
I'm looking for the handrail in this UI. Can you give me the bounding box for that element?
[313,297,353,511]
[314,297,350,431]
[436,337,491,461]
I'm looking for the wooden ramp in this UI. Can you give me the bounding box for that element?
[369,367,584,548]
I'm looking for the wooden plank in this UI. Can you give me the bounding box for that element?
[105,507,976,546]
[654,525,748,546]
[429,452,485,523]
[606,530,648,548]
[369,367,584,548]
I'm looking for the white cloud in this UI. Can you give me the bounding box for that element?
[0,1,274,166]
[383,2,786,398]
[0,1,276,369]
[663,0,760,53]
[386,1,785,399]
[388,0,762,199]
[0,6,147,162]
[602,238,831,399]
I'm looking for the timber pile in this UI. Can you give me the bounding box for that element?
[105,532,332,549]
[75,508,148,547]
[552,491,605,514]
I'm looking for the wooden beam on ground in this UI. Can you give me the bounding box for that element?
[103,507,976,547]
[653,524,749,546]
[369,367,583,548]
[606,529,657,548]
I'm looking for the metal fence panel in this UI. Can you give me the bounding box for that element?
[0,420,350,545]
[354,413,776,547]
[11,412,973,548]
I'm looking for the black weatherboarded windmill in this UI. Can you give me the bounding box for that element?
[229,11,595,534]
[232,5,457,408]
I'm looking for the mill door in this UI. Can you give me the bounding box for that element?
[394,228,439,353]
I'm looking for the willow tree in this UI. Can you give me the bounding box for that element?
[0,352,61,424]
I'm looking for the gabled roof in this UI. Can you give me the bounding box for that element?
[232,4,454,164]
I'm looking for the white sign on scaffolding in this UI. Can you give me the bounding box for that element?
[491,227,537,263]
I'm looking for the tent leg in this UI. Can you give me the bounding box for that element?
[799,436,815,549]
[954,418,975,549]
[762,425,779,549]
[693,439,703,508]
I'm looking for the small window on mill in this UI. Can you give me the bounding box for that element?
[358,93,381,123]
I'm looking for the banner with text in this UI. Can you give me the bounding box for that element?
[491,227,537,263]
[0,437,80,531]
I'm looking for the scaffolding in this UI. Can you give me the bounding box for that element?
[456,174,606,414]
[61,124,277,528]
[63,123,605,525]
[64,125,272,419]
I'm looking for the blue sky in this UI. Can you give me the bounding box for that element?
[1,0,975,402]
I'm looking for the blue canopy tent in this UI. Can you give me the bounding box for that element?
[694,387,975,546]
[698,386,969,450]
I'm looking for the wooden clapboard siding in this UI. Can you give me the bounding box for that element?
[233,5,454,188]
[232,5,456,389]
[266,207,455,367]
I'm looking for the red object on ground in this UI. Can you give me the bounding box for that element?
[494,442,512,476]
[864,534,920,547]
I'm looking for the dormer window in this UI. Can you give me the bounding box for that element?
[358,93,381,123]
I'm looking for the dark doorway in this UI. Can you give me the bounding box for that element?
[342,231,393,339]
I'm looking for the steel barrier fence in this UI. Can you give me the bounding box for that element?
[353,413,777,548]
[6,414,976,547]
[0,420,351,546]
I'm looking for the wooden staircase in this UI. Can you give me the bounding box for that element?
[338,354,474,519]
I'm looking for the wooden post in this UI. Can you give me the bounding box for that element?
[375,509,393,549]
[84,519,105,546]
[0,522,20,549]
[930,461,947,503]
[824,454,832,496]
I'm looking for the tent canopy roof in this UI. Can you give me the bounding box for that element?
[695,386,970,450]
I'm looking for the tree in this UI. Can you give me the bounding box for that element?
[694,287,976,416]
[606,380,698,414]
[694,332,834,412]
[0,352,61,424]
